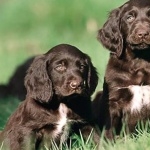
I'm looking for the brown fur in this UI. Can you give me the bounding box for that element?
[0,44,99,149]
[96,0,150,139]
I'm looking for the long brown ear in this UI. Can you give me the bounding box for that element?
[97,8,123,58]
[86,56,99,96]
[24,55,53,102]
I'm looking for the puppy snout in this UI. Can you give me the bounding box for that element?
[137,29,149,38]
[70,81,81,89]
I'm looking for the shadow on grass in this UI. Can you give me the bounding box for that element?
[0,97,20,129]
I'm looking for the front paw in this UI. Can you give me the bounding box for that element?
[104,129,114,141]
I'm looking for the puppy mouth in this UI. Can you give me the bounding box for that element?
[54,87,85,97]
[128,42,150,50]
[63,89,82,96]
[127,34,150,49]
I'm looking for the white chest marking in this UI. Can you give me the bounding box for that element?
[53,103,70,142]
[129,85,150,113]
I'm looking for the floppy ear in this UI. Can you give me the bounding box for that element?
[86,56,99,96]
[24,55,53,103]
[97,8,123,58]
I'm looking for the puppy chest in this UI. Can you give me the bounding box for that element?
[52,103,71,142]
[125,85,150,115]
[55,115,67,134]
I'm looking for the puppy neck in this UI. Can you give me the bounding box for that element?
[120,47,150,62]
[34,95,60,110]
[132,49,150,62]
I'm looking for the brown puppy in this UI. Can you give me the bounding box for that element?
[0,44,99,149]
[97,0,150,139]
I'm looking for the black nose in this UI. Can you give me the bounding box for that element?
[70,81,80,89]
[137,29,149,38]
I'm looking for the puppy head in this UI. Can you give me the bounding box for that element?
[46,44,98,97]
[25,44,98,103]
[97,0,150,58]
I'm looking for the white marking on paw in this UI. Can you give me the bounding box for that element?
[129,85,150,113]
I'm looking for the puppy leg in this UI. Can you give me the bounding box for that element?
[105,87,133,140]
[82,125,99,143]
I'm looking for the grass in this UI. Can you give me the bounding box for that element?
[0,0,125,85]
[1,125,150,150]
[1,0,150,149]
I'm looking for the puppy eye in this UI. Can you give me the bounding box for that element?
[126,15,135,22]
[55,64,66,72]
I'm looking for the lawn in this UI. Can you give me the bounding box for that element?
[1,0,150,149]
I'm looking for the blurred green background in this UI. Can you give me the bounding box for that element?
[0,0,126,129]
